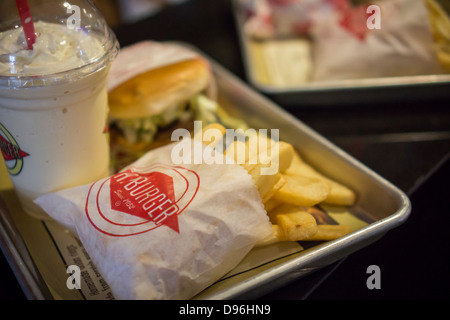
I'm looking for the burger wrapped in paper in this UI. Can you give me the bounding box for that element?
[35,138,273,300]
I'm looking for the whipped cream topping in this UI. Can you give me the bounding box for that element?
[0,21,105,76]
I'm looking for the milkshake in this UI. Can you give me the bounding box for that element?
[0,3,119,219]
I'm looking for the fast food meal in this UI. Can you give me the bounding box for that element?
[34,121,357,299]
[34,41,358,300]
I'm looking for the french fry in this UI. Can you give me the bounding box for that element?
[247,163,285,203]
[323,185,356,206]
[246,140,294,171]
[193,123,226,148]
[245,132,277,161]
[276,211,318,241]
[303,224,352,241]
[268,204,318,241]
[255,225,287,247]
[260,173,285,203]
[273,174,330,207]
[225,131,294,173]
[264,197,283,212]
[285,152,356,206]
[224,140,249,164]
[225,135,292,203]
[276,141,295,173]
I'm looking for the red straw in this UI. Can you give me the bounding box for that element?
[15,0,36,50]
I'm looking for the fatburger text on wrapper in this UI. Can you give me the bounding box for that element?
[34,42,273,300]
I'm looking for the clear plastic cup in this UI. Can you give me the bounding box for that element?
[0,0,119,219]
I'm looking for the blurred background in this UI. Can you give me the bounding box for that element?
[93,0,191,26]
[94,0,450,28]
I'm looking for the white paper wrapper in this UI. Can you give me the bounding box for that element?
[310,0,444,81]
[108,40,217,97]
[35,141,273,300]
[239,0,444,81]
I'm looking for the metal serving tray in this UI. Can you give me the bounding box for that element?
[0,48,411,300]
[232,0,450,107]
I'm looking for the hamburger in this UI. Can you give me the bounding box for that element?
[107,41,247,171]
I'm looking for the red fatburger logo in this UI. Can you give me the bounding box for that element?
[85,164,200,237]
[0,122,29,176]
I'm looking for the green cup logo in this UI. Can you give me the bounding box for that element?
[0,123,29,176]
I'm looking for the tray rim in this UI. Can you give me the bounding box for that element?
[0,196,53,300]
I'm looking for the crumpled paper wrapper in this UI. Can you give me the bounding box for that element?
[35,141,273,300]
[107,40,219,172]
[239,0,445,81]
[108,40,217,97]
[311,0,444,81]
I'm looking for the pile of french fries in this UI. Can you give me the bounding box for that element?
[195,123,356,246]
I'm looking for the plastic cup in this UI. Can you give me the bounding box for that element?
[0,0,119,219]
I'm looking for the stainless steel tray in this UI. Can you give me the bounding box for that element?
[232,0,450,107]
[0,48,411,300]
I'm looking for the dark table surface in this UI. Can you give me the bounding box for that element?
[1,0,450,301]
